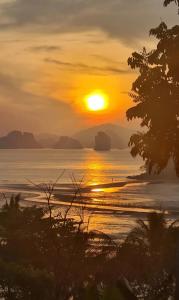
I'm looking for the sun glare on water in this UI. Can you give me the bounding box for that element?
[85,92,108,112]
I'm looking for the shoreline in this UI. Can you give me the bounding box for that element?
[1,179,179,216]
[1,178,179,237]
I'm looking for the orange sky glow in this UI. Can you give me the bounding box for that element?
[0,0,177,135]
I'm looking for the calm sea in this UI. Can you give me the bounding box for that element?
[0,148,141,184]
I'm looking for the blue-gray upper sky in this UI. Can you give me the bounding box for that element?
[0,0,178,134]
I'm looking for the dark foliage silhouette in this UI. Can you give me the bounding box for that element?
[163,0,179,9]
[119,212,179,299]
[127,21,179,175]
[0,193,139,300]
[0,193,179,299]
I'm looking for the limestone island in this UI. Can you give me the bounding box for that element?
[0,131,41,149]
[94,131,111,151]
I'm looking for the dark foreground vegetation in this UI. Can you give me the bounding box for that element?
[0,193,178,300]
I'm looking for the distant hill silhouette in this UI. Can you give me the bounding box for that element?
[94,131,111,151]
[0,131,41,149]
[36,133,59,148]
[73,123,134,149]
[53,136,83,149]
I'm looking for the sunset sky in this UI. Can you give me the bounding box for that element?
[0,0,177,135]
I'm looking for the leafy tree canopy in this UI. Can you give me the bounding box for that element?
[127,22,179,175]
[163,0,179,8]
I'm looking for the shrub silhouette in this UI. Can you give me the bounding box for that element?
[119,212,179,299]
[0,194,133,299]
[0,193,178,299]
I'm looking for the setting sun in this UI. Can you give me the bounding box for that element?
[85,92,108,112]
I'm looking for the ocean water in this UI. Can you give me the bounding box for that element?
[0,148,179,237]
[0,148,142,184]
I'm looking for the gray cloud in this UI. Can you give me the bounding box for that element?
[91,54,125,65]
[0,0,177,44]
[45,57,132,75]
[29,45,62,52]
